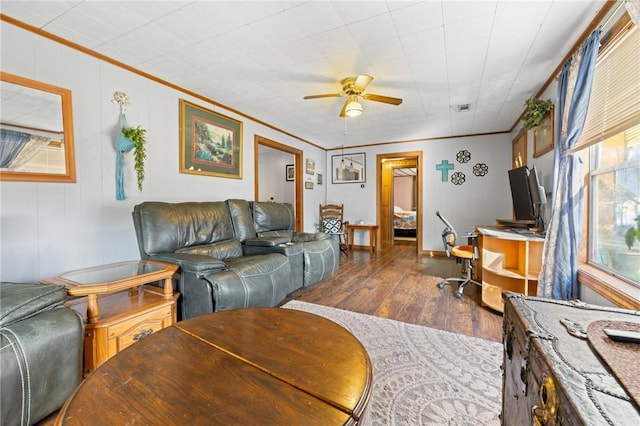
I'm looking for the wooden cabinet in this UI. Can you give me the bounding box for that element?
[477,227,544,312]
[41,260,179,377]
[67,286,178,376]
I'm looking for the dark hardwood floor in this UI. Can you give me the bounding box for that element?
[287,240,504,343]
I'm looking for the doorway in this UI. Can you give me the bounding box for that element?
[254,135,304,230]
[377,151,423,254]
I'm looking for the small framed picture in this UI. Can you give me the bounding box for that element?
[285,164,294,181]
[512,130,527,168]
[533,108,554,158]
[317,173,323,185]
[305,158,315,175]
[305,180,314,189]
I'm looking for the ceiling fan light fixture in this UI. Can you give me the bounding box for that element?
[345,97,363,117]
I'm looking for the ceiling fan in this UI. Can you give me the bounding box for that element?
[303,74,402,117]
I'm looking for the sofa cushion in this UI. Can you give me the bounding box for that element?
[0,282,66,327]
[226,199,257,242]
[135,202,235,255]
[175,239,243,261]
[252,202,295,233]
[206,254,296,312]
[321,218,342,234]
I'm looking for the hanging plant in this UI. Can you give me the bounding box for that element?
[522,98,554,130]
[121,125,147,192]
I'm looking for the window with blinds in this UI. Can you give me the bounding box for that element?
[578,23,640,150]
[586,17,640,288]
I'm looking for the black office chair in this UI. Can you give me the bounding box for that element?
[436,211,481,299]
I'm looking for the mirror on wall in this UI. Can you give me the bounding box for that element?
[0,71,76,183]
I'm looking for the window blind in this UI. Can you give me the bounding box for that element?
[576,24,640,151]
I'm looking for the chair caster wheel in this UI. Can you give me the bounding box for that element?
[437,281,446,289]
[455,291,463,299]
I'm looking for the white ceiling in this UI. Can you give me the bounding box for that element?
[0,1,608,149]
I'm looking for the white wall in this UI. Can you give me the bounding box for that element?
[326,134,514,249]
[1,22,516,281]
[393,176,414,211]
[0,22,325,282]
[257,145,294,204]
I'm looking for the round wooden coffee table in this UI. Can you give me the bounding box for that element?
[56,307,372,425]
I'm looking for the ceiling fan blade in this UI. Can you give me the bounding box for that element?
[339,99,349,117]
[352,74,374,92]
[362,93,403,105]
[303,93,343,100]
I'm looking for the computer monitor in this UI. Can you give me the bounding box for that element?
[508,166,535,222]
[528,166,545,206]
[527,166,547,231]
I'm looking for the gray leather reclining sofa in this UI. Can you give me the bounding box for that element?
[132,199,339,320]
[0,282,84,426]
[237,200,339,287]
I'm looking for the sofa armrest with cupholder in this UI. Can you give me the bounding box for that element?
[229,200,339,287]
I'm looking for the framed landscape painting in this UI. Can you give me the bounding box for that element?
[179,99,242,178]
[331,152,366,184]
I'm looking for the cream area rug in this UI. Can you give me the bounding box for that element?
[282,301,503,426]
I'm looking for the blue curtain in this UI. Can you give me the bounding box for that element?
[538,30,600,300]
[0,129,31,168]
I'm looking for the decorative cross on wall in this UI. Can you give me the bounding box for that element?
[435,160,454,182]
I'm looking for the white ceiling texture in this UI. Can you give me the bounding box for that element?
[0,1,609,149]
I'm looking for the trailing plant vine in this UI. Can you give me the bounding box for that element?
[121,125,147,191]
[522,98,554,130]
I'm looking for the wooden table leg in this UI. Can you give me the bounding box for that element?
[162,277,173,299]
[86,294,99,324]
[369,230,374,253]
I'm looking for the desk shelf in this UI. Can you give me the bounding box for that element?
[478,227,544,313]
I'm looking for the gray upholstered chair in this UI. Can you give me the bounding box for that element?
[1,282,84,426]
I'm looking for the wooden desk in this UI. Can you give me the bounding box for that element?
[346,224,379,253]
[56,308,372,425]
[41,260,179,376]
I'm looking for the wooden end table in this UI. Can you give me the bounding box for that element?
[55,308,373,425]
[346,224,379,253]
[41,260,179,376]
